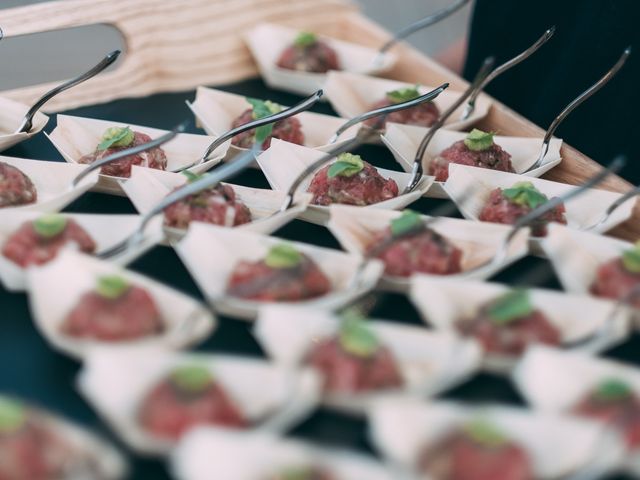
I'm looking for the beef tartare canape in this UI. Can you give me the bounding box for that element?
[268,467,335,480]
[306,312,403,394]
[479,182,567,237]
[0,162,37,208]
[61,275,164,342]
[419,419,534,480]
[231,98,304,150]
[572,378,640,449]
[0,396,73,479]
[226,244,331,302]
[366,210,462,277]
[163,172,252,229]
[364,85,439,129]
[591,242,640,308]
[457,290,561,356]
[429,129,515,182]
[277,31,340,74]
[2,214,96,268]
[307,153,399,206]
[79,126,168,177]
[139,365,247,440]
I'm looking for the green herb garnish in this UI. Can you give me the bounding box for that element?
[622,241,640,274]
[0,397,26,434]
[502,182,549,209]
[463,129,494,152]
[264,244,303,269]
[327,153,364,178]
[96,275,130,300]
[182,170,204,183]
[97,126,134,151]
[338,309,379,357]
[594,378,634,402]
[463,418,508,448]
[246,98,284,144]
[170,365,213,394]
[386,85,421,104]
[32,214,67,239]
[294,32,317,48]
[390,209,423,237]
[486,290,534,325]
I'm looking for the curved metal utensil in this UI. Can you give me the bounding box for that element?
[460,27,555,121]
[188,89,324,170]
[526,46,631,173]
[96,144,261,260]
[70,120,190,187]
[584,182,640,232]
[462,156,626,276]
[328,83,449,144]
[372,0,471,67]
[403,56,496,194]
[15,50,121,134]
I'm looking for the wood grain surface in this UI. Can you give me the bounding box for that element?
[0,0,636,240]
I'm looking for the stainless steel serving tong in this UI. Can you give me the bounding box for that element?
[403,56,496,194]
[277,83,449,213]
[526,46,631,173]
[459,27,555,122]
[15,50,121,134]
[328,83,449,144]
[372,0,471,67]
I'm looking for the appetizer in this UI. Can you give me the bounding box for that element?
[591,241,640,307]
[268,468,335,480]
[2,214,96,268]
[478,182,567,237]
[0,162,37,208]
[139,365,247,440]
[226,243,331,302]
[307,153,399,206]
[306,312,403,394]
[366,210,462,277]
[456,290,561,356]
[231,98,304,149]
[364,85,439,129]
[429,130,515,182]
[163,172,251,229]
[62,275,164,342]
[572,378,640,449]
[418,419,534,480]
[0,396,72,479]
[276,31,340,73]
[79,126,168,177]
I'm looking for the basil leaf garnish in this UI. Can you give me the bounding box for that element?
[0,396,26,434]
[264,244,303,269]
[502,182,549,209]
[386,85,421,104]
[594,378,634,402]
[246,98,283,144]
[96,275,130,300]
[294,32,317,48]
[486,289,534,325]
[97,126,134,151]
[463,418,508,448]
[338,310,379,357]
[463,129,494,152]
[326,153,364,178]
[32,214,67,239]
[622,241,640,274]
[170,365,213,394]
[390,210,423,237]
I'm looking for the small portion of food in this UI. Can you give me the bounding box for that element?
[306,311,403,394]
[429,129,515,182]
[479,182,567,237]
[457,290,561,356]
[419,419,534,480]
[226,243,331,302]
[307,153,399,206]
[0,162,37,209]
[364,85,439,129]
[366,210,463,277]
[277,31,340,73]
[231,98,304,150]
[572,378,640,449]
[0,396,73,479]
[163,172,252,229]
[62,275,164,342]
[2,214,96,268]
[139,365,247,440]
[79,126,168,177]
[591,241,640,307]
[268,467,336,480]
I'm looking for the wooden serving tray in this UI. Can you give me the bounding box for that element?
[0,0,637,240]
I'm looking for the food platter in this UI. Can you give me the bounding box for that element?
[0,0,639,479]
